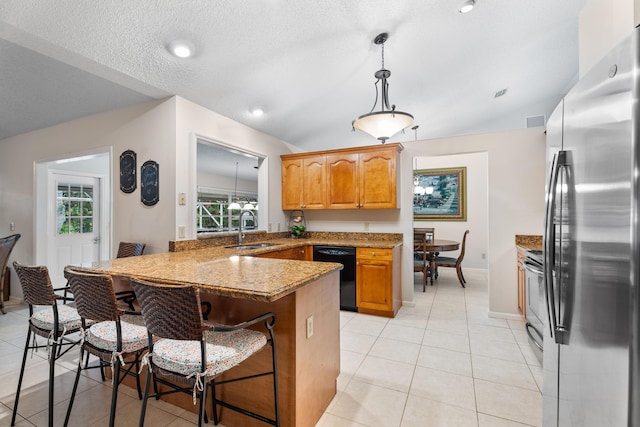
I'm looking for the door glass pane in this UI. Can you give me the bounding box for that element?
[70,186,82,198]
[57,183,94,235]
[82,218,93,233]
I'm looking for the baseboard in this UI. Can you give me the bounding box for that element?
[488,310,523,321]
[402,300,416,307]
[3,296,24,306]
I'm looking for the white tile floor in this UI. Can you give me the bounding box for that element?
[0,268,543,426]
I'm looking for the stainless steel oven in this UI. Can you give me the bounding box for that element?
[524,250,545,364]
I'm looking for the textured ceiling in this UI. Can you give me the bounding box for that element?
[0,0,585,151]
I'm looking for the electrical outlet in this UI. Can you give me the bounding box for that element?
[306,315,314,339]
[9,222,15,231]
[178,192,186,206]
[277,223,281,232]
[268,223,272,232]
[178,226,186,239]
[364,222,369,231]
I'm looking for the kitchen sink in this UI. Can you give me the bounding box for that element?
[226,243,280,250]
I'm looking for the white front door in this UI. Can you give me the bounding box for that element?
[49,173,101,285]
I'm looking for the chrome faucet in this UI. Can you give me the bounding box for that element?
[238,210,256,245]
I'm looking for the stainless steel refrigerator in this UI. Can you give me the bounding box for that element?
[543,26,639,426]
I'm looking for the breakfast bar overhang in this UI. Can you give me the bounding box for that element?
[78,248,343,427]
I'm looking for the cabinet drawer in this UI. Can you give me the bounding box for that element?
[356,247,392,260]
[257,246,311,261]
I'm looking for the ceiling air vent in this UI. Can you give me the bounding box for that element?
[494,88,508,98]
[526,115,545,128]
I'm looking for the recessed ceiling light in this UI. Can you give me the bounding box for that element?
[458,0,475,13]
[250,108,264,117]
[167,40,194,58]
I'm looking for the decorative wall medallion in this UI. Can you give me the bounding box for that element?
[119,150,137,193]
[140,160,159,206]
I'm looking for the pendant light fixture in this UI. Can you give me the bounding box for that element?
[353,32,414,144]
[228,162,241,211]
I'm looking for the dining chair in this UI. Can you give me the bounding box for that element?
[414,227,435,243]
[130,278,280,427]
[11,261,82,427]
[0,233,21,314]
[63,267,148,427]
[434,230,469,287]
[413,231,431,292]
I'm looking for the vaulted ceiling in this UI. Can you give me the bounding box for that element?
[0,0,585,151]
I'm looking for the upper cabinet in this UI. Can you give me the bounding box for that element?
[281,143,402,210]
[281,156,326,210]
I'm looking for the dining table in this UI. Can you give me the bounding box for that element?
[422,239,460,285]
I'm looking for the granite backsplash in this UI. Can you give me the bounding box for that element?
[170,231,403,252]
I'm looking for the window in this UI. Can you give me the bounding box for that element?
[57,184,94,234]
[196,190,257,233]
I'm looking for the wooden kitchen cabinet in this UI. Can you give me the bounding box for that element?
[281,143,402,210]
[356,246,401,317]
[517,247,526,320]
[326,146,400,209]
[325,152,358,209]
[257,245,313,261]
[281,157,326,210]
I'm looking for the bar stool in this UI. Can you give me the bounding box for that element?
[63,267,148,427]
[131,278,280,427]
[114,242,146,310]
[116,242,146,258]
[11,261,82,427]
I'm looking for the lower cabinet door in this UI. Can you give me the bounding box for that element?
[356,258,392,313]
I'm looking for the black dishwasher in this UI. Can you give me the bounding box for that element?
[313,246,357,312]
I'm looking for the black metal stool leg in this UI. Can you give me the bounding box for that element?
[11,329,31,426]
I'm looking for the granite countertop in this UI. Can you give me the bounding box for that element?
[172,231,403,252]
[82,233,402,303]
[515,235,542,251]
[82,248,342,302]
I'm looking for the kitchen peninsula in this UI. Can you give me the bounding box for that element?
[81,244,341,427]
[79,232,402,426]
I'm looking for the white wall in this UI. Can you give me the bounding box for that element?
[174,97,293,240]
[579,0,638,76]
[0,98,178,297]
[414,152,489,270]
[306,128,546,317]
[0,94,544,314]
[0,95,294,299]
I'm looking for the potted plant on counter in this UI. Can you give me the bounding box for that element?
[291,224,306,238]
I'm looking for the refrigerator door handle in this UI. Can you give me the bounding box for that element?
[544,150,565,343]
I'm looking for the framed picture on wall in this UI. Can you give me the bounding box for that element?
[413,167,466,221]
